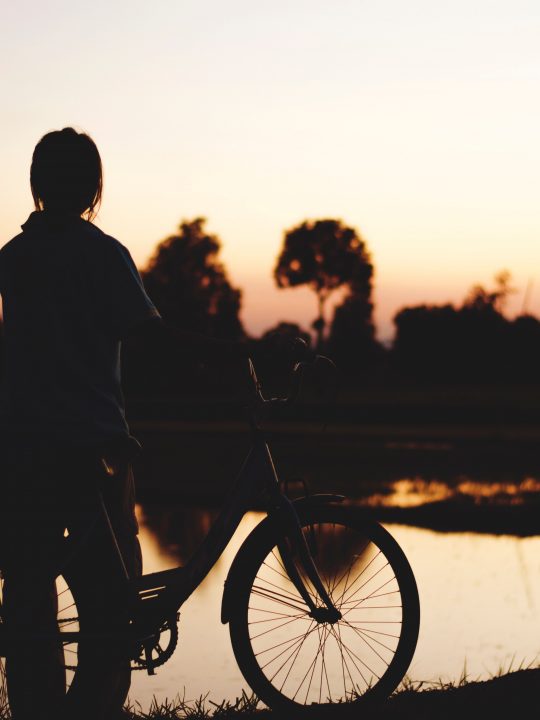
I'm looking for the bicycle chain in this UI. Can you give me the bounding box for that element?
[58,615,179,673]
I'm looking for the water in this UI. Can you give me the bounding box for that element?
[128,504,540,710]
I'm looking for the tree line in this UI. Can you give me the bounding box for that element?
[134,216,540,387]
[2,216,540,389]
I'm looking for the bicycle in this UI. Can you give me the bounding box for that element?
[0,352,420,717]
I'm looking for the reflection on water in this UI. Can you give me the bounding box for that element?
[128,503,540,710]
[137,505,221,565]
[365,477,540,508]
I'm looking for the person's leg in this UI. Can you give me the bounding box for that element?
[3,574,65,720]
[61,460,142,720]
[1,457,68,720]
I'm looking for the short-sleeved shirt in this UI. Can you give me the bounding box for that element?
[0,211,160,452]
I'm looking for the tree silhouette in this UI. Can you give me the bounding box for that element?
[259,321,312,350]
[508,314,540,380]
[274,219,374,350]
[328,275,379,373]
[392,271,517,383]
[141,218,244,340]
[463,270,515,314]
[393,303,463,382]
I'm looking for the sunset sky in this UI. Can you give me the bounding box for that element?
[1,0,539,341]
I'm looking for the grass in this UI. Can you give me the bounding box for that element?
[123,691,265,719]
[119,660,540,719]
[1,659,538,719]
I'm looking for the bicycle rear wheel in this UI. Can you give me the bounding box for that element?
[0,570,81,712]
[229,505,419,716]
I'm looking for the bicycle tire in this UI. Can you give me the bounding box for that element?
[0,568,82,711]
[228,504,420,716]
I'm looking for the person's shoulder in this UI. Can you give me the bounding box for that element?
[82,222,131,257]
[0,231,26,262]
[0,232,26,287]
[77,222,136,268]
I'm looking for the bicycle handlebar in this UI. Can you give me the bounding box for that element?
[245,338,337,411]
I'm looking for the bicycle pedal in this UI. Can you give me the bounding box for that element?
[144,641,156,675]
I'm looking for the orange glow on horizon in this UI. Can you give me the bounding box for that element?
[1,1,539,342]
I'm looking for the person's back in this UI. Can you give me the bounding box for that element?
[0,210,158,450]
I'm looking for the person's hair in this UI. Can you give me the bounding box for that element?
[30,127,103,220]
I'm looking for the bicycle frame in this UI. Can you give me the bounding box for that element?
[133,424,342,633]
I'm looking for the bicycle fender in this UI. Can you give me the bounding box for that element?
[221,513,276,624]
[291,493,345,507]
[220,494,344,625]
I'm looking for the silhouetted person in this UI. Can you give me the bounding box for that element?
[0,127,244,720]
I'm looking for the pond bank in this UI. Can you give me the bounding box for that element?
[124,667,540,719]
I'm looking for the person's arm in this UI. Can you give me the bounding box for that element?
[123,315,249,365]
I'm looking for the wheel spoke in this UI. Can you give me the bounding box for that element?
[339,557,389,608]
[319,624,332,703]
[251,586,308,613]
[338,550,382,600]
[345,589,401,602]
[256,628,319,657]
[331,622,357,698]
[264,634,308,674]
[340,619,393,666]
[329,534,370,598]
[59,602,77,613]
[267,621,317,680]
[340,576,398,614]
[251,614,310,641]
[290,624,325,702]
[249,612,306,626]
[277,623,318,692]
[262,559,296,585]
[256,573,311,605]
[334,632,371,690]
[59,620,79,629]
[343,624,401,640]
[270,549,288,576]
[248,606,303,617]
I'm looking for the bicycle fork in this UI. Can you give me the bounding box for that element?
[274,495,342,624]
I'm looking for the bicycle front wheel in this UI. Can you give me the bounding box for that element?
[229,505,419,716]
